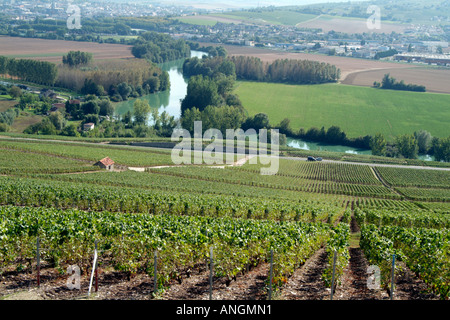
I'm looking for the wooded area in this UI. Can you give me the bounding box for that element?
[56,58,170,100]
[230,56,341,84]
[0,56,58,85]
[131,31,191,63]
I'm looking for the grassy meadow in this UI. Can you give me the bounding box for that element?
[235,82,450,140]
[216,10,317,25]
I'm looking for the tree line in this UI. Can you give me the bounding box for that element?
[131,31,191,63]
[184,55,341,85]
[56,58,170,101]
[0,56,58,86]
[275,116,450,162]
[62,51,93,68]
[370,130,450,162]
[230,56,341,84]
[373,74,426,92]
[274,118,372,150]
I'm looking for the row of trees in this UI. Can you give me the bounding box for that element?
[62,51,93,68]
[373,74,426,92]
[183,55,341,86]
[370,130,450,161]
[56,58,170,101]
[183,56,236,79]
[275,118,372,150]
[0,56,58,85]
[230,56,341,84]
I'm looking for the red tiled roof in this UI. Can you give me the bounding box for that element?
[98,157,114,166]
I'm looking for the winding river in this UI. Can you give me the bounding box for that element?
[114,50,206,119]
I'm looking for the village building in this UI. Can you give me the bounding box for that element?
[50,103,66,113]
[95,157,115,171]
[83,123,95,131]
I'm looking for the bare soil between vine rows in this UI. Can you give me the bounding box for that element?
[0,245,438,300]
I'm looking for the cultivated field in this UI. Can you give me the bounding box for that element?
[0,100,16,112]
[234,81,450,139]
[0,36,133,64]
[177,11,317,26]
[207,44,450,94]
[342,67,450,94]
[296,15,408,34]
[211,43,412,77]
[0,137,448,300]
[216,10,317,26]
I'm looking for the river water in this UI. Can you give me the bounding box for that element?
[114,50,207,119]
[286,137,372,155]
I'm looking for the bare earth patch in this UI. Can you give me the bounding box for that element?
[161,263,269,300]
[341,67,450,94]
[0,216,439,301]
[0,36,133,64]
[203,43,450,94]
[208,43,414,78]
[279,248,330,300]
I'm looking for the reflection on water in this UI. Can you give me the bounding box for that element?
[287,137,435,161]
[418,154,435,161]
[114,50,207,119]
[287,137,372,155]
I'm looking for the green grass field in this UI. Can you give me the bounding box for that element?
[235,82,450,140]
[174,16,219,26]
[217,10,317,26]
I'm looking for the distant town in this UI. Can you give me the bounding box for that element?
[1,0,449,66]
[0,0,200,19]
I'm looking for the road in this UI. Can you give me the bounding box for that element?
[281,156,450,171]
[1,135,450,172]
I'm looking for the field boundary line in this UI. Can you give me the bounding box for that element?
[371,167,407,201]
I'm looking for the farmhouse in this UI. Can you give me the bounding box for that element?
[83,123,95,131]
[95,157,115,171]
[40,88,58,99]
